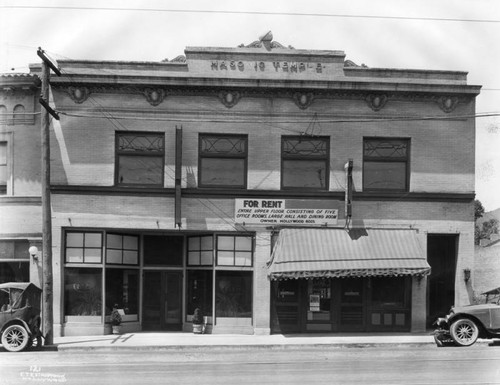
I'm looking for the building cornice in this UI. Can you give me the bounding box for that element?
[50,81,479,113]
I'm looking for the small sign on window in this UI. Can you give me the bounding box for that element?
[309,294,320,312]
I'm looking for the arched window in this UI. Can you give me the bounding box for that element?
[13,104,26,125]
[0,105,7,125]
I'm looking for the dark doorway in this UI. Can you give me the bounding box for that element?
[427,234,458,327]
[142,271,183,331]
[339,278,365,331]
[271,280,302,333]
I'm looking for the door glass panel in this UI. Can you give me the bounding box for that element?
[164,272,182,329]
[272,280,300,333]
[307,279,331,321]
[340,278,364,327]
[143,272,161,330]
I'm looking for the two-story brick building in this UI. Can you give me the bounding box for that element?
[27,33,480,337]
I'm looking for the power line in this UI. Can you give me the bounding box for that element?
[2,5,500,24]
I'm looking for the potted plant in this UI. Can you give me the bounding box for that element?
[192,308,205,334]
[110,304,122,335]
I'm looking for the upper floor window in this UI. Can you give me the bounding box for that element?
[363,138,410,191]
[116,132,164,186]
[199,134,247,188]
[0,141,7,195]
[281,136,329,189]
[13,105,26,125]
[0,105,7,125]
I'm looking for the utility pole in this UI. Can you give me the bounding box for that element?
[37,47,60,346]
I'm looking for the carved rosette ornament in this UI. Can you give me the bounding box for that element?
[218,91,241,108]
[293,92,314,109]
[437,96,459,113]
[365,94,388,111]
[68,86,90,104]
[144,88,166,106]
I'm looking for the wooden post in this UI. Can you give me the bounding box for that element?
[40,60,53,345]
[37,47,60,345]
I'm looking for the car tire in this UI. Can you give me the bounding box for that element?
[1,324,30,352]
[450,318,479,346]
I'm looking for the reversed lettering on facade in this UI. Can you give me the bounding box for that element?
[210,60,322,73]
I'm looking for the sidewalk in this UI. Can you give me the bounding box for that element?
[53,332,439,352]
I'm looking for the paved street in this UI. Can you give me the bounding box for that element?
[1,344,499,384]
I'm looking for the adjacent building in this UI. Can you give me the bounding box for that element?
[0,73,42,289]
[9,32,480,336]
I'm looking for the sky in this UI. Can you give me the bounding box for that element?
[1,0,499,211]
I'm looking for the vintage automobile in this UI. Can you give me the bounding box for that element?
[0,282,43,352]
[434,287,500,347]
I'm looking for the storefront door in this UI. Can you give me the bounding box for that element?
[339,278,365,331]
[271,280,302,333]
[143,271,182,331]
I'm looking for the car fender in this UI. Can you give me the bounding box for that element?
[0,318,32,335]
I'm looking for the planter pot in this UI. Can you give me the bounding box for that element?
[193,324,204,334]
[112,325,121,335]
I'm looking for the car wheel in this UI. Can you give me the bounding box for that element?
[450,318,479,346]
[1,324,30,352]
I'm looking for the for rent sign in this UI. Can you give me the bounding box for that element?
[234,199,338,226]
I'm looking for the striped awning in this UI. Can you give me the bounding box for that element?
[268,228,431,280]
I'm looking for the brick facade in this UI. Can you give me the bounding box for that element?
[21,34,480,336]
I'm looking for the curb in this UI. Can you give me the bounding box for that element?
[53,341,437,352]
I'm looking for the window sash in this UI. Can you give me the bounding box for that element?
[115,132,165,186]
[282,137,329,159]
[187,236,213,266]
[363,138,410,192]
[117,134,164,153]
[199,135,247,188]
[106,234,139,265]
[216,235,253,267]
[65,232,103,264]
[200,135,247,157]
[281,136,329,190]
[282,159,327,189]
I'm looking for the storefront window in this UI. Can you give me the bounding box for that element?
[0,261,29,282]
[371,277,407,308]
[105,269,139,320]
[0,240,30,282]
[215,271,252,318]
[64,268,102,316]
[186,270,213,320]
